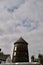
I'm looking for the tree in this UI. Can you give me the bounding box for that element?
[31,55,35,62]
[38,54,43,65]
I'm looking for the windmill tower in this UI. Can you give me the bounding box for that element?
[12,37,29,62]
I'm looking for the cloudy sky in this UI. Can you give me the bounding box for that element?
[0,0,43,60]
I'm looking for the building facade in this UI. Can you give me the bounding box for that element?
[0,48,10,64]
[12,37,29,62]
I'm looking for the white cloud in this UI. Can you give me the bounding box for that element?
[0,0,43,60]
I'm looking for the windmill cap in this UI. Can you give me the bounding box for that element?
[14,37,28,45]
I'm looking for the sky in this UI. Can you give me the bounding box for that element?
[0,0,43,61]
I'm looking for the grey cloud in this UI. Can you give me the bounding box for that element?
[0,29,5,36]
[4,0,26,13]
[16,19,39,31]
[0,0,43,58]
[5,6,18,13]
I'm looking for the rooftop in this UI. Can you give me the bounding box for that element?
[14,37,28,45]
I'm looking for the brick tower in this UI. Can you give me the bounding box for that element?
[12,37,29,62]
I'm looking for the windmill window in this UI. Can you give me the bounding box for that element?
[14,52,16,56]
[14,47,17,51]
